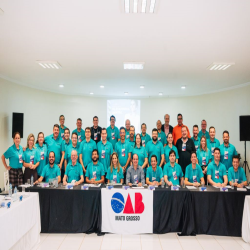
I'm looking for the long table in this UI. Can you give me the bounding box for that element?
[24,184,249,236]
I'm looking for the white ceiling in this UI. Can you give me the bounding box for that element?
[0,0,250,98]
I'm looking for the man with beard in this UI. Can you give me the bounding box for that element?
[85,149,105,184]
[146,128,164,167]
[141,123,151,147]
[191,125,200,151]
[72,118,86,143]
[207,126,220,160]
[107,115,120,149]
[126,125,136,148]
[59,115,67,140]
[198,119,210,139]
[91,116,102,144]
[34,151,61,184]
[161,114,173,137]
[125,119,131,139]
[157,120,167,147]
[219,131,237,171]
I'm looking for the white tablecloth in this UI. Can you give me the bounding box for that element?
[242,195,250,242]
[0,192,41,250]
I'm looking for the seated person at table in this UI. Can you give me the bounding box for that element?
[185,151,204,187]
[228,155,247,187]
[207,148,228,187]
[163,150,184,186]
[126,154,145,186]
[34,151,61,184]
[85,149,105,184]
[146,155,163,186]
[106,152,124,184]
[63,150,84,186]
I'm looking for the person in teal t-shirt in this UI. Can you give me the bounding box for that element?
[140,123,151,147]
[207,147,227,187]
[63,150,84,185]
[164,133,179,164]
[219,130,237,170]
[59,115,67,140]
[72,118,86,143]
[191,125,200,151]
[106,152,124,184]
[163,150,184,186]
[157,120,167,147]
[85,150,105,183]
[62,128,72,152]
[228,155,247,187]
[126,125,135,149]
[206,126,220,160]
[107,115,120,149]
[198,120,210,139]
[196,136,212,171]
[185,151,204,186]
[97,128,113,173]
[146,155,163,186]
[125,119,131,140]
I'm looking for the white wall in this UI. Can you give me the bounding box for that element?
[1,77,250,189]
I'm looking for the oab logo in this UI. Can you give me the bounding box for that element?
[111,192,144,214]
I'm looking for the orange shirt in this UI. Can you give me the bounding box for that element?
[172,124,191,145]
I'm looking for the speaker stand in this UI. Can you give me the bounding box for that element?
[243,141,250,176]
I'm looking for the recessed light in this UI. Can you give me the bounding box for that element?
[125,0,130,13]
[141,0,147,13]
[181,86,186,89]
[124,62,144,70]
[159,92,163,96]
[36,61,61,69]
[100,85,104,88]
[124,92,128,95]
[208,62,235,71]
[140,85,145,89]
[90,92,94,95]
[149,0,156,13]
[59,84,64,88]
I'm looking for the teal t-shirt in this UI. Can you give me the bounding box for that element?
[219,143,238,170]
[163,162,183,185]
[228,167,247,184]
[146,166,163,182]
[157,131,167,146]
[106,166,124,183]
[164,145,179,164]
[65,144,81,165]
[35,143,48,176]
[115,140,132,169]
[131,146,148,171]
[79,139,97,168]
[86,161,105,181]
[41,164,61,182]
[196,148,212,166]
[140,133,151,147]
[198,130,210,140]
[146,140,164,166]
[59,125,67,140]
[206,138,220,159]
[23,148,39,165]
[207,161,227,184]
[97,140,113,172]
[185,164,204,183]
[62,139,72,152]
[4,144,24,169]
[65,162,83,183]
[72,128,86,143]
[191,137,200,151]
[107,126,120,149]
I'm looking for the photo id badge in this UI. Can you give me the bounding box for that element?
[78,135,82,142]
[211,147,215,155]
[61,133,64,140]
[193,175,197,183]
[235,178,238,183]
[182,143,186,151]
[101,150,105,159]
[173,171,177,180]
[122,148,125,157]
[40,151,44,160]
[111,132,115,140]
[224,151,228,160]
[195,145,198,151]
[19,154,23,163]
[30,155,34,164]
[94,133,97,140]
[126,134,129,139]
[158,137,161,141]
[142,140,145,147]
[215,170,219,179]
[134,175,138,183]
[93,171,97,180]
[113,175,117,183]
[152,176,156,181]
[202,157,206,166]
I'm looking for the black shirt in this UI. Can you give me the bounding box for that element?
[176,138,195,174]
[91,126,102,143]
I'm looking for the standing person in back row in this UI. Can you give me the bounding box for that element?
[107,115,120,149]
[141,123,151,147]
[161,114,173,138]
[59,115,67,140]
[207,126,220,160]
[91,116,102,144]
[176,126,195,174]
[172,114,191,145]
[198,120,210,139]
[157,120,167,147]
[72,118,85,143]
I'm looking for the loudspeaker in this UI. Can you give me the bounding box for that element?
[12,113,24,138]
[239,115,250,141]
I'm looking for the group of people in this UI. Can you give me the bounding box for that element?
[1,113,247,189]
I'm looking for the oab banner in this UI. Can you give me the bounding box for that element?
[101,189,153,234]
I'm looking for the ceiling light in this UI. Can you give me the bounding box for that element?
[125,0,130,13]
[124,62,144,70]
[134,0,138,13]
[100,85,104,88]
[90,92,94,95]
[59,84,64,88]
[208,62,235,71]
[140,85,145,89]
[159,92,163,96]
[149,0,156,13]
[141,0,147,13]
[36,61,61,69]
[181,86,186,89]
[124,92,128,95]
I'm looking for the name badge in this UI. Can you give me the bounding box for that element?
[113,175,117,183]
[193,175,197,183]
[61,133,64,140]
[195,145,198,151]
[40,151,44,160]
[202,156,206,165]
[111,132,115,140]
[94,133,97,140]
[152,176,156,181]
[78,135,82,142]
[173,171,177,180]
[122,148,125,157]
[182,143,186,151]
[235,178,238,183]
[93,171,97,180]
[101,150,105,159]
[215,170,219,179]
[158,137,161,141]
[30,155,34,164]
[224,151,228,160]
[19,155,23,163]
[134,175,138,183]
[142,140,145,147]
[126,134,129,139]
[211,147,215,155]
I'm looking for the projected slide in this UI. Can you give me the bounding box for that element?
[107,100,140,133]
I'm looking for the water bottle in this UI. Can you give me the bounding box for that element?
[55,177,58,188]
[31,175,34,186]
[161,177,165,188]
[9,184,12,197]
[13,187,17,201]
